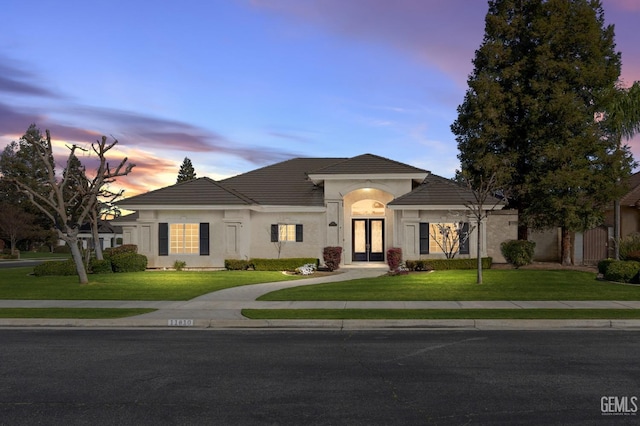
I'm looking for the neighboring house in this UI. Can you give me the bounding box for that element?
[60,221,123,251]
[531,171,640,265]
[114,154,517,268]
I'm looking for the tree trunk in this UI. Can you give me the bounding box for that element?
[561,227,572,266]
[517,224,528,241]
[91,218,103,260]
[476,221,483,284]
[63,231,89,284]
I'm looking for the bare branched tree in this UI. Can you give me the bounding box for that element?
[462,172,508,284]
[9,130,135,284]
[429,222,474,260]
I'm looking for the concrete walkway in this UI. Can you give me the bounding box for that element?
[2,266,640,329]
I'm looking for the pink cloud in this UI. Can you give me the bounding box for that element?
[609,0,640,12]
[251,0,486,86]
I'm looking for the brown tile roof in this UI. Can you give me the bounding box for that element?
[620,171,640,207]
[118,155,438,208]
[388,174,501,206]
[308,153,427,175]
[118,177,254,206]
[220,157,343,206]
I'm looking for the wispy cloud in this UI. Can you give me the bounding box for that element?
[0,55,298,172]
[0,60,62,98]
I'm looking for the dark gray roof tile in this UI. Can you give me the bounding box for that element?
[119,177,254,206]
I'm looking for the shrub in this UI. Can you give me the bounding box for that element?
[53,245,70,253]
[500,240,536,268]
[603,260,640,283]
[619,233,640,261]
[251,258,319,271]
[387,247,403,272]
[103,244,138,259]
[90,258,113,274]
[37,245,51,253]
[225,259,252,270]
[406,258,492,271]
[322,246,343,272]
[34,259,77,276]
[597,259,615,275]
[404,260,434,272]
[173,260,187,271]
[110,253,147,273]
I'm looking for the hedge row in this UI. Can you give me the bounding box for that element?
[34,250,148,276]
[34,259,78,276]
[405,257,493,271]
[225,258,319,271]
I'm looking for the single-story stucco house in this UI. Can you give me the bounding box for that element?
[114,154,517,268]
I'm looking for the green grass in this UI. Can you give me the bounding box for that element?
[0,308,155,319]
[0,267,301,300]
[242,308,640,320]
[257,269,640,301]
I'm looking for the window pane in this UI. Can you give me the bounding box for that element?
[169,223,200,254]
[371,220,383,252]
[279,224,296,242]
[354,221,366,252]
[429,223,458,254]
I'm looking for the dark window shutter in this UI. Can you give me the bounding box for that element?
[159,223,169,256]
[199,223,210,256]
[460,222,470,255]
[295,224,303,242]
[271,224,278,242]
[419,223,429,254]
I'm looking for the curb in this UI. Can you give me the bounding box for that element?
[1,319,640,330]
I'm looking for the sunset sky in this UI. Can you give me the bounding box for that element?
[2,0,639,198]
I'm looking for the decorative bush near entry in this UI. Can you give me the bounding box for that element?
[173,260,187,271]
[603,260,640,283]
[501,240,536,268]
[386,247,403,273]
[322,247,343,272]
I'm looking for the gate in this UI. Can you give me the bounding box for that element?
[583,226,609,265]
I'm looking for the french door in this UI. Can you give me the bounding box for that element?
[352,219,384,262]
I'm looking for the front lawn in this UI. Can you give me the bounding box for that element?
[0,267,301,300]
[257,269,640,301]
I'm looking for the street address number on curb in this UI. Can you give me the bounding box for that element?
[168,319,194,327]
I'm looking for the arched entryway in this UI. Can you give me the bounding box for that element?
[351,199,385,262]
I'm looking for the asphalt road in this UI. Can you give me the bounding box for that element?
[0,260,45,269]
[1,329,638,425]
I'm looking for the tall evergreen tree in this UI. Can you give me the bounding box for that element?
[452,0,635,265]
[177,157,197,183]
[0,125,57,248]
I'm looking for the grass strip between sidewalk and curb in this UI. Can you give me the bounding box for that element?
[0,308,156,319]
[242,309,640,320]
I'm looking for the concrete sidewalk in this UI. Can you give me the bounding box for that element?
[2,266,640,329]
